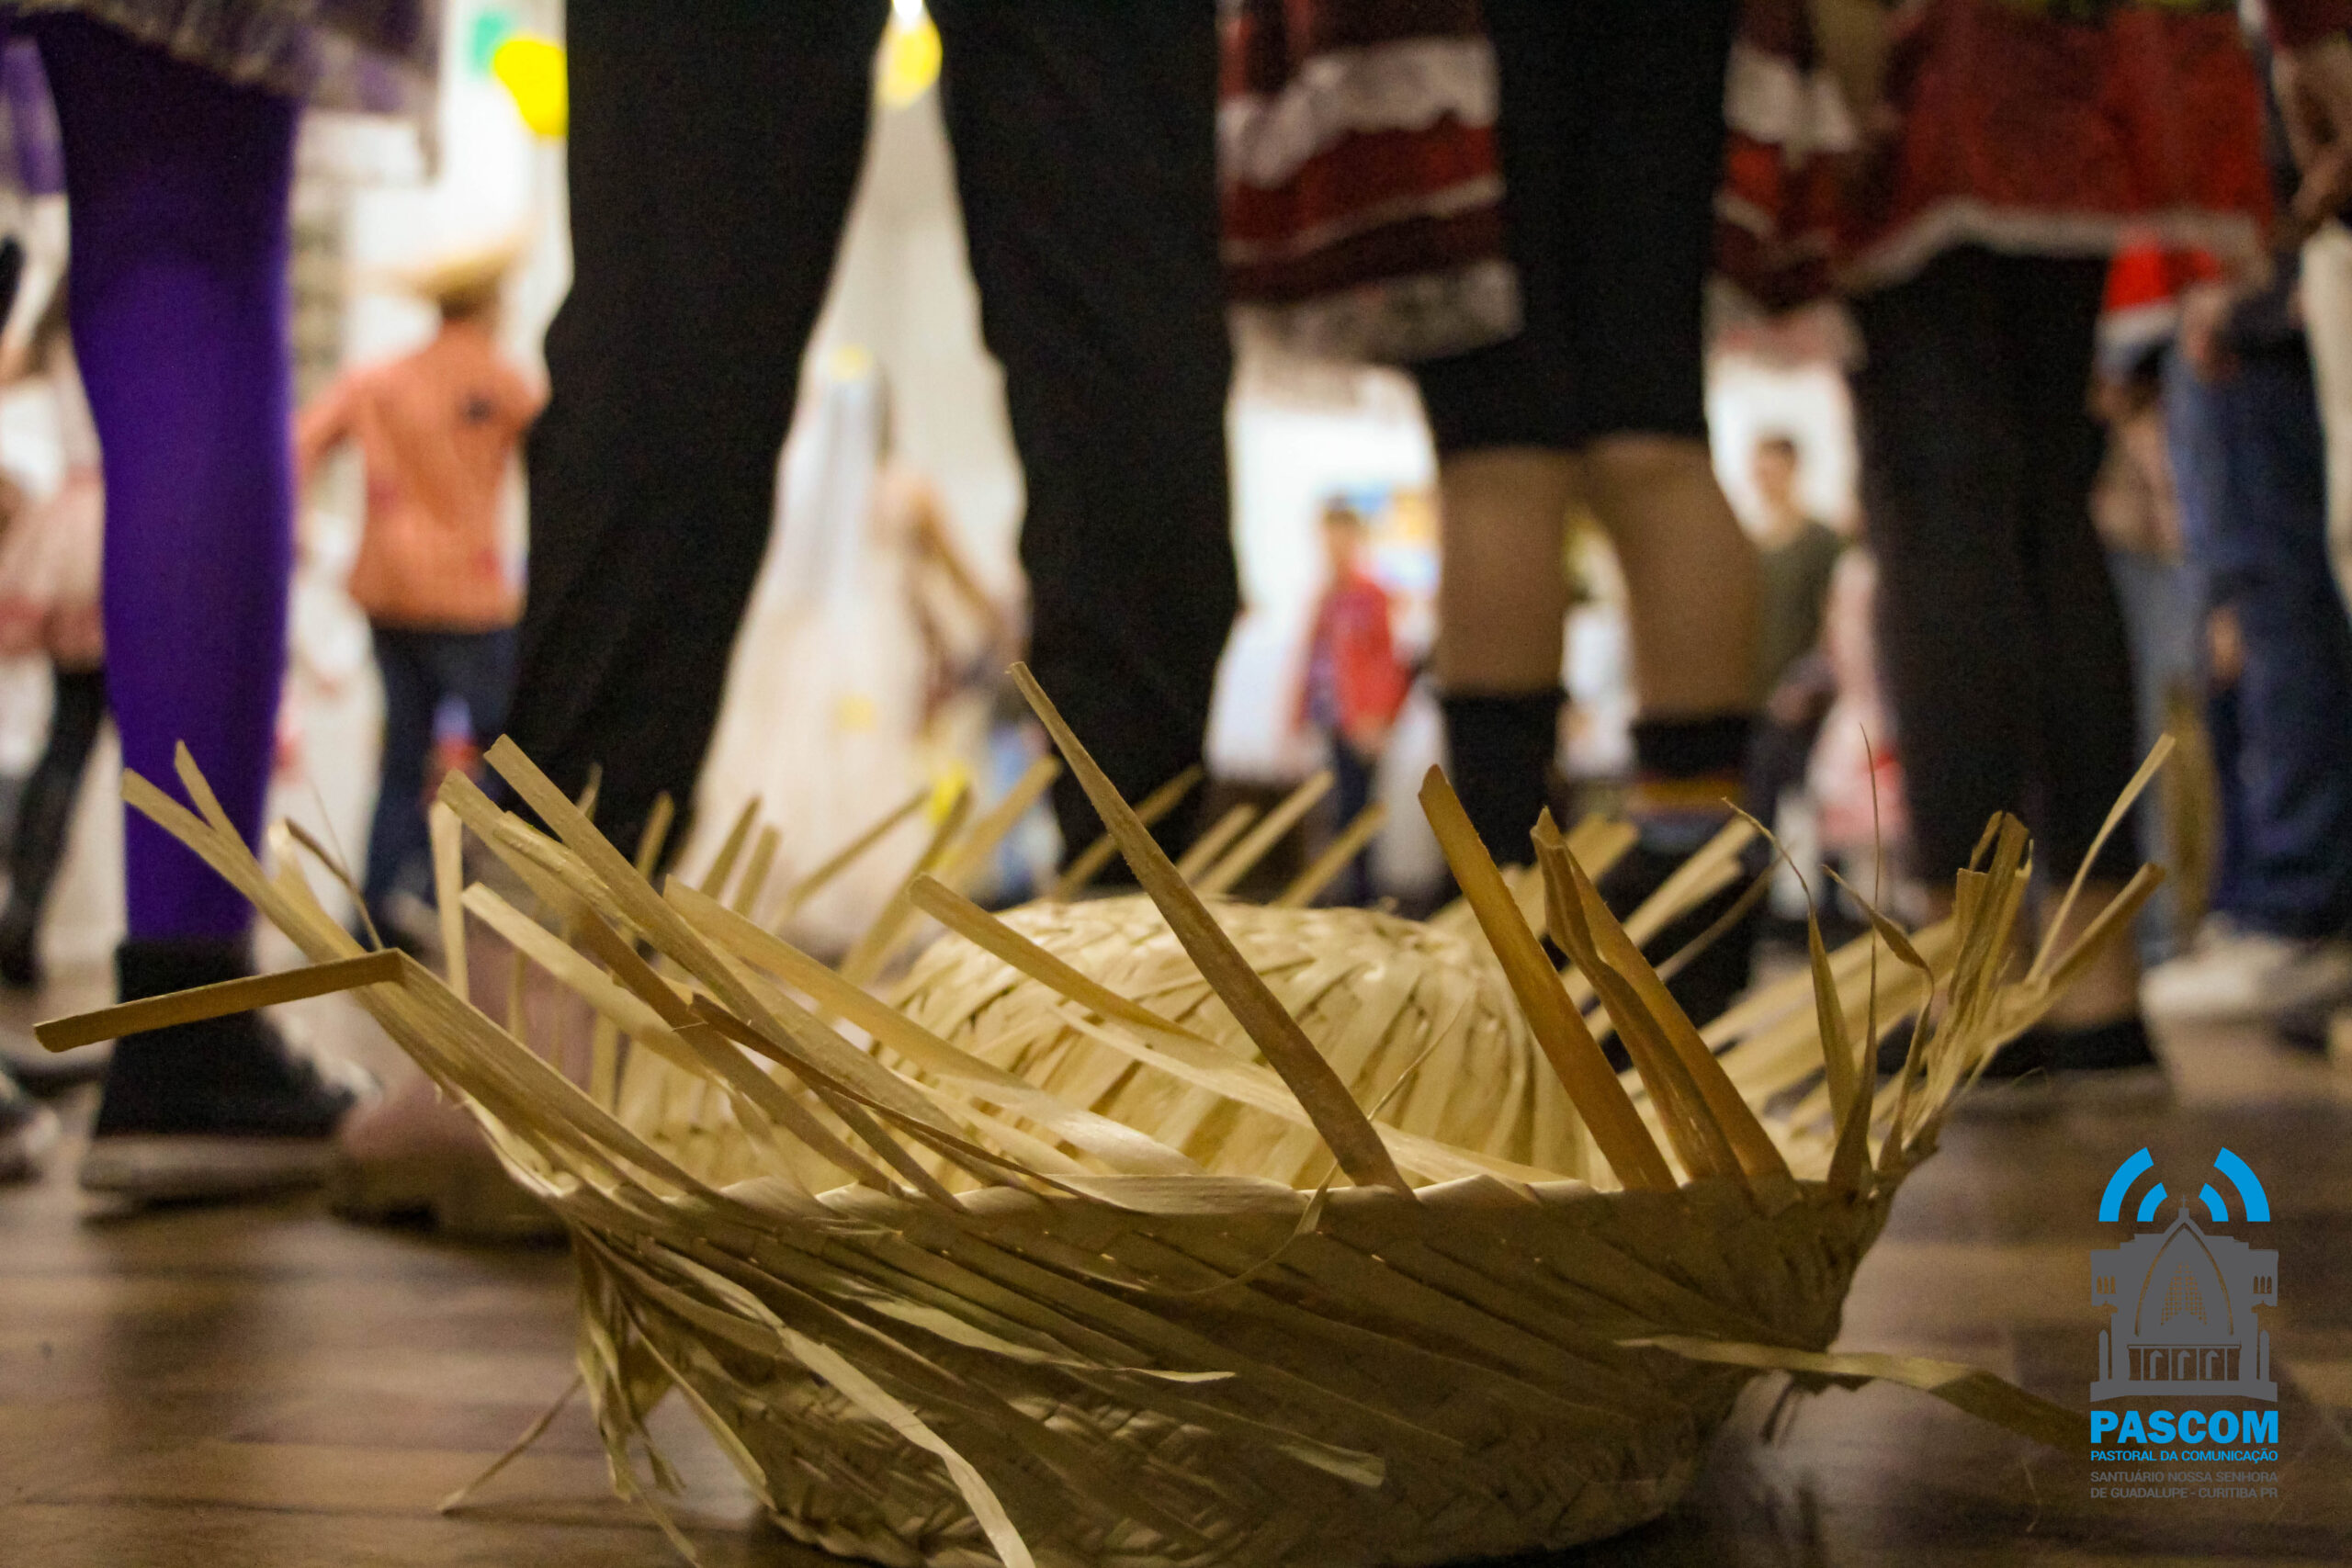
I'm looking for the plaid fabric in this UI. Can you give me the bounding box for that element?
[1719,0,2272,306]
[1715,0,1856,313]
[10,0,437,112]
[1219,0,1519,363]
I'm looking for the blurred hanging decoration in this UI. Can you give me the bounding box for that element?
[926,760,972,825]
[466,8,517,75]
[877,0,942,110]
[492,35,568,138]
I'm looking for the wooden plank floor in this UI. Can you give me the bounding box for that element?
[4,980,2349,1565]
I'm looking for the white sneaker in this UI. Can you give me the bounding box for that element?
[2143,924,2352,1022]
[0,1070,59,1182]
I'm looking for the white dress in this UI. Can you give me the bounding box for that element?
[690,368,939,956]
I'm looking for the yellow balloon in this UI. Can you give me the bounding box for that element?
[877,12,942,110]
[492,37,568,139]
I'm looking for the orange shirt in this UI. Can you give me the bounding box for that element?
[297,321,540,630]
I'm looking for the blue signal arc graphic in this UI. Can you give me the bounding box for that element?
[2212,1147,2270,1222]
[2099,1145,2269,1224]
[2098,1147,2154,1223]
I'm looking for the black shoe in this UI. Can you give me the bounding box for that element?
[2040,1016,2168,1107]
[0,1066,58,1182]
[0,901,39,990]
[1872,1019,1926,1079]
[1977,1031,2050,1080]
[1944,1030,2056,1119]
[1955,1018,2165,1119]
[2040,1015,2159,1071]
[2275,997,2347,1057]
[1596,834,1761,1030]
[81,939,376,1201]
[1871,1018,2031,1082]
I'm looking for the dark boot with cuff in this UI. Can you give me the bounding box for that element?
[1597,715,1761,1029]
[81,939,376,1201]
[1441,690,1564,868]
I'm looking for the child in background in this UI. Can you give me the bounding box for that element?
[1743,432,1847,845]
[1806,548,1906,886]
[1298,501,1408,904]
[295,244,540,948]
[0,298,102,990]
[1747,434,1845,705]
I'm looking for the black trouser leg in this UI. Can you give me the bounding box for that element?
[933,0,1238,859]
[503,0,888,857]
[1853,248,2135,883]
[2011,265,2141,885]
[6,666,107,919]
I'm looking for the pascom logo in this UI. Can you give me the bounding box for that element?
[2091,1147,2277,1404]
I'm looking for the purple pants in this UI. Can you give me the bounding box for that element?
[25,17,296,942]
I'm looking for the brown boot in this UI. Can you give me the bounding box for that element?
[328,915,594,1241]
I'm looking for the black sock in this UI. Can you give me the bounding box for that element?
[1441,690,1563,867]
[1625,715,1753,848]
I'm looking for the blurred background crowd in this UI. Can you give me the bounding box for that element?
[0,0,2348,1216]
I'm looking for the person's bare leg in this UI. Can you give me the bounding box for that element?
[1433,447,1580,694]
[1580,433,1758,716]
[1577,434,1763,1022]
[1432,448,1581,863]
